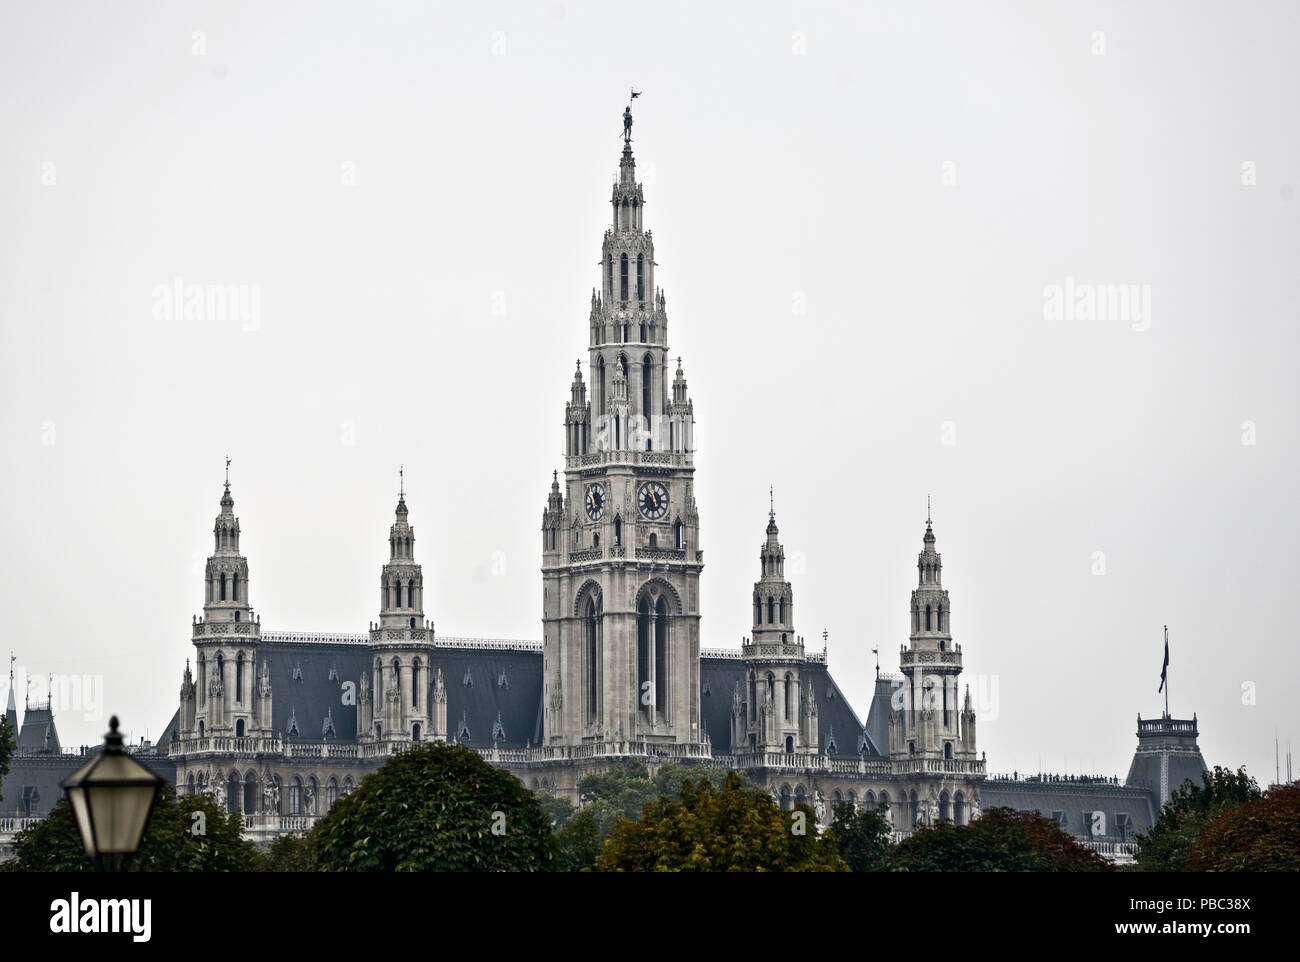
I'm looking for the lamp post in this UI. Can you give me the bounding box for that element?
[61,715,163,870]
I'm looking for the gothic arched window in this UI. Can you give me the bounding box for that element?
[290,777,302,815]
[925,604,932,631]
[675,519,683,549]
[649,533,657,548]
[327,777,339,811]
[412,659,421,708]
[586,596,599,723]
[637,596,651,720]
[620,253,628,301]
[767,596,775,624]
[784,672,793,719]
[408,578,415,609]
[778,598,785,623]
[597,357,606,416]
[235,653,244,702]
[614,516,622,546]
[231,572,238,601]
[636,253,644,301]
[219,573,227,601]
[642,354,652,427]
[654,597,668,716]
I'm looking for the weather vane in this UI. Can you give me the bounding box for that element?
[399,464,405,501]
[225,454,231,488]
[623,88,641,145]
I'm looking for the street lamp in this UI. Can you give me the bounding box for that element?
[61,715,163,866]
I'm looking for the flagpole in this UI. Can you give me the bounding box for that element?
[1164,625,1169,718]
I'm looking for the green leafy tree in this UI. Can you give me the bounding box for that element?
[651,762,753,799]
[312,742,552,871]
[553,806,604,871]
[264,830,317,871]
[829,800,892,871]
[574,760,747,841]
[1186,782,1300,872]
[596,771,846,872]
[1134,765,1262,872]
[536,791,575,828]
[576,760,658,838]
[877,807,1112,872]
[0,715,13,804]
[6,782,262,872]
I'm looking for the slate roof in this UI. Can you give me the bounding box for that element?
[0,750,176,816]
[981,778,1158,841]
[171,635,878,757]
[699,655,880,757]
[248,637,545,751]
[16,706,60,754]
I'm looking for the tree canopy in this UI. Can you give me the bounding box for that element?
[312,742,552,871]
[1134,765,1262,872]
[0,715,12,805]
[877,806,1111,872]
[596,771,846,872]
[828,800,892,871]
[4,782,261,872]
[1186,781,1300,872]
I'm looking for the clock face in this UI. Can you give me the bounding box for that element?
[638,481,669,520]
[584,483,606,521]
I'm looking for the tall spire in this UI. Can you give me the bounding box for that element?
[221,456,234,510]
[5,652,17,736]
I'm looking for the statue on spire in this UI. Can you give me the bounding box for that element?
[623,105,633,145]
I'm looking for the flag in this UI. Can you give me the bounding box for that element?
[1158,628,1169,693]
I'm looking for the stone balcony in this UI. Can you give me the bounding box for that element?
[741,640,806,663]
[192,619,261,642]
[899,648,963,670]
[369,625,432,647]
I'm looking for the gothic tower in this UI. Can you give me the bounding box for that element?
[886,504,983,828]
[734,500,816,756]
[361,478,440,745]
[542,107,703,748]
[188,468,265,741]
[890,503,977,764]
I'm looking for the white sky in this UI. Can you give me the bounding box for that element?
[1,0,1297,786]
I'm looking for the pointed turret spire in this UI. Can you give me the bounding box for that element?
[380,479,423,627]
[5,652,17,737]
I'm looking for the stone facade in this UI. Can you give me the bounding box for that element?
[155,111,991,842]
[0,111,1202,863]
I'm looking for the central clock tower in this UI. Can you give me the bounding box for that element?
[541,109,703,748]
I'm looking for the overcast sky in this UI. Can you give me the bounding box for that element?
[2,1,1296,786]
